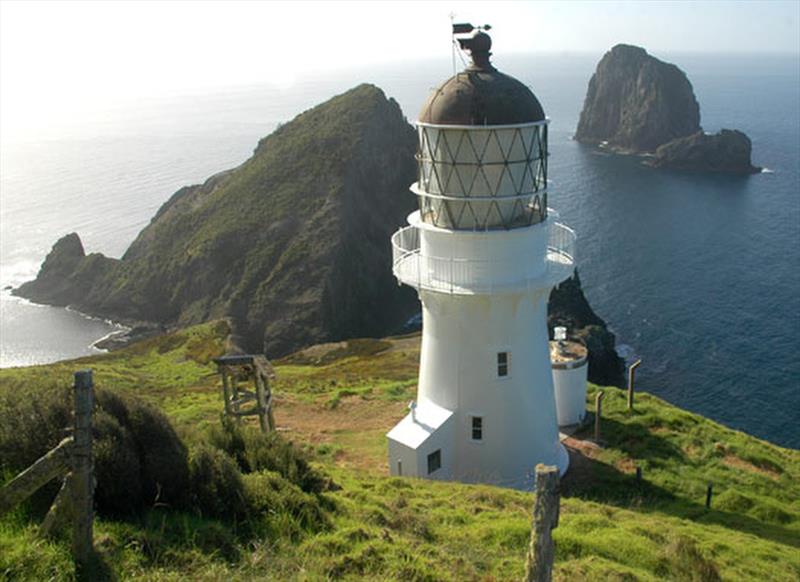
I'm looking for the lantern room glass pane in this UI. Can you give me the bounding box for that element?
[415,123,549,230]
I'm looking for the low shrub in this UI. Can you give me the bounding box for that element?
[656,536,721,582]
[92,408,143,513]
[208,418,327,494]
[0,381,71,477]
[187,445,248,519]
[0,382,189,516]
[715,490,755,513]
[95,390,190,514]
[243,471,330,537]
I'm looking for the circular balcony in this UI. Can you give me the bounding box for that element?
[391,218,575,296]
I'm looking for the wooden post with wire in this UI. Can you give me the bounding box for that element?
[0,369,96,571]
[627,359,642,411]
[594,391,605,443]
[524,464,560,582]
[71,370,94,569]
[213,355,276,433]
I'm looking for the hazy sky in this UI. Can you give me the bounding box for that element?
[1,1,798,140]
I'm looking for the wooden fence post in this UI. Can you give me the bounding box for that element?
[524,464,560,582]
[72,370,94,569]
[0,369,97,567]
[627,359,642,411]
[594,391,605,443]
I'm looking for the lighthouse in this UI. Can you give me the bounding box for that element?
[386,25,576,489]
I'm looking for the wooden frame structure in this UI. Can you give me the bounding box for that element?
[213,354,276,433]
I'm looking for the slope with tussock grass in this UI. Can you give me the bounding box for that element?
[1,322,798,580]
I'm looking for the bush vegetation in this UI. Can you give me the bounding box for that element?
[0,381,188,516]
[208,417,327,494]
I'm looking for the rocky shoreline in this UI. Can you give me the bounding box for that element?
[91,322,165,351]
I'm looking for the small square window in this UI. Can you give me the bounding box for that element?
[497,352,509,377]
[427,449,441,474]
[471,416,483,441]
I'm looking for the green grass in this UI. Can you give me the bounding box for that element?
[1,322,798,580]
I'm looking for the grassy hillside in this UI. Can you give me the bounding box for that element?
[1,322,798,580]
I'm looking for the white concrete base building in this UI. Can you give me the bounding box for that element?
[387,27,576,489]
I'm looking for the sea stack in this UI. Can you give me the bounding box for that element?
[386,25,574,488]
[575,44,760,173]
[575,44,700,153]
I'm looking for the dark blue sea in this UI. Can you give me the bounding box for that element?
[1,52,798,448]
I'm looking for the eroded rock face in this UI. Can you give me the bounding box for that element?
[548,272,625,387]
[649,130,761,174]
[575,44,701,153]
[17,232,117,308]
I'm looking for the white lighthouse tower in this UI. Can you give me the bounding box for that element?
[387,26,576,489]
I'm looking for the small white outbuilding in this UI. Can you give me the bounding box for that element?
[550,333,589,427]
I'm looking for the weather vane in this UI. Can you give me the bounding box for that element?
[450,21,493,73]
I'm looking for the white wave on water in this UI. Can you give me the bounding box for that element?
[0,289,44,308]
[90,327,131,352]
[64,306,128,333]
[614,342,635,361]
[761,167,775,174]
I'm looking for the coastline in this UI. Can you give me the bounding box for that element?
[0,288,142,368]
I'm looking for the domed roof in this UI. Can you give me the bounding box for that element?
[419,31,545,126]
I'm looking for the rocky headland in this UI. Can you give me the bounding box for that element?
[575,44,759,173]
[548,271,625,386]
[15,84,625,386]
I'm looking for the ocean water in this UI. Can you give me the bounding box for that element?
[1,53,798,448]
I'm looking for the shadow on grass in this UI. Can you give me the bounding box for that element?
[579,415,685,462]
[561,445,676,505]
[691,505,800,549]
[80,550,116,582]
[562,449,800,549]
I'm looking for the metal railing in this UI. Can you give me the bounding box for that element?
[547,221,575,266]
[391,221,576,295]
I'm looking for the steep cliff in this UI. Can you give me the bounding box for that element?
[649,129,761,174]
[548,271,625,386]
[17,84,420,355]
[575,44,701,153]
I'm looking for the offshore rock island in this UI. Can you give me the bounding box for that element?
[575,44,760,173]
[648,129,761,174]
[575,44,701,152]
[14,83,624,385]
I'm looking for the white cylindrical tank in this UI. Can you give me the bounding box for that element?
[550,339,589,427]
